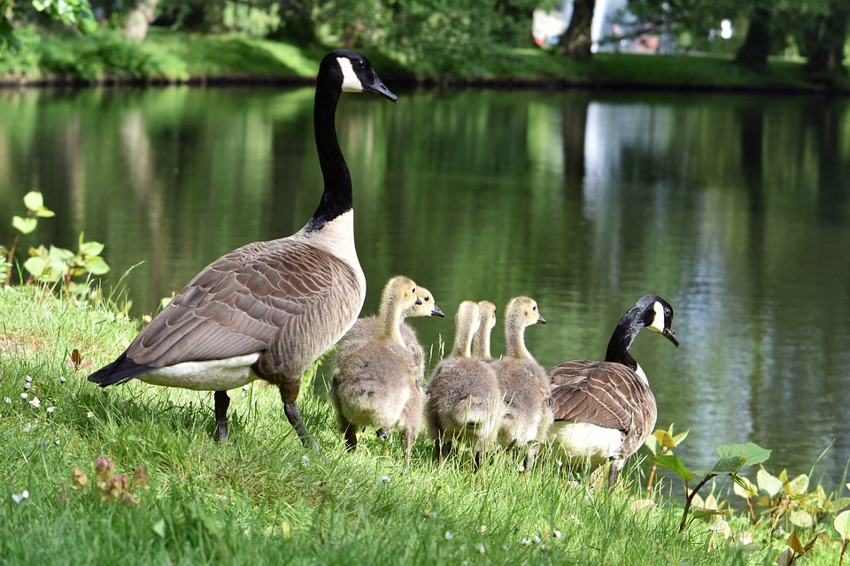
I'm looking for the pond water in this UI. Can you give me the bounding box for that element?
[2,86,850,490]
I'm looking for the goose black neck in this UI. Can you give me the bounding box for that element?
[604,313,642,372]
[308,81,352,230]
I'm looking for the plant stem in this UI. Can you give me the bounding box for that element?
[4,231,21,285]
[678,473,716,532]
[840,539,848,566]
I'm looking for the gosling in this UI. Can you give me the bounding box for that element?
[425,301,503,470]
[330,276,424,473]
[492,296,552,471]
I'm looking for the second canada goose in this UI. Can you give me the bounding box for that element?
[472,301,497,362]
[548,294,679,485]
[492,296,551,471]
[425,301,503,470]
[330,276,424,472]
[87,50,397,448]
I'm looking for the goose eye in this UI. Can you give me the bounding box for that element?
[357,59,366,68]
[665,308,671,317]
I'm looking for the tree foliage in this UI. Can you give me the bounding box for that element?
[1,0,97,47]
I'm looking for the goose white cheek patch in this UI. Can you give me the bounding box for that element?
[337,57,364,93]
[649,301,666,333]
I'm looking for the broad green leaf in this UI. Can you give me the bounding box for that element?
[644,434,658,456]
[654,454,695,483]
[35,208,55,218]
[757,469,783,498]
[22,191,43,211]
[789,510,814,528]
[732,475,758,499]
[79,240,104,257]
[673,429,690,445]
[68,281,88,295]
[785,474,809,496]
[84,256,110,275]
[710,456,745,474]
[12,216,37,234]
[48,246,74,262]
[23,256,48,277]
[653,429,676,449]
[716,442,771,466]
[827,497,850,513]
[834,510,850,540]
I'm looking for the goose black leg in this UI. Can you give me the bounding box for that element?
[283,401,318,449]
[608,458,624,487]
[213,391,230,443]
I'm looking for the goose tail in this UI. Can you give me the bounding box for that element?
[88,352,152,387]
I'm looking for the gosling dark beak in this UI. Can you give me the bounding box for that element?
[663,328,680,347]
[431,304,446,318]
[367,77,398,103]
[537,315,547,325]
[414,297,422,306]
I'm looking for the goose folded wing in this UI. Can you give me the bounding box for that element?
[128,241,360,367]
[548,361,650,432]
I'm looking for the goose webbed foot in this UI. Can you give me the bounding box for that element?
[213,391,230,444]
[284,401,319,450]
[376,427,390,440]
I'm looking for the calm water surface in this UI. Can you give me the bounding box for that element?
[2,87,850,489]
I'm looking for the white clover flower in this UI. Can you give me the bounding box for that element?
[29,397,41,409]
[11,490,29,504]
[444,531,453,540]
[46,406,55,413]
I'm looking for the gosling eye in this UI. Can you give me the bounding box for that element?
[532,305,537,311]
[424,296,431,302]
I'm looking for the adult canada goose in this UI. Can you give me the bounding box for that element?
[472,301,497,362]
[425,301,503,470]
[330,276,424,472]
[492,296,551,471]
[548,294,679,485]
[88,50,398,448]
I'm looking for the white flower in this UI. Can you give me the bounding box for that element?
[478,525,487,534]
[3,397,10,404]
[54,439,60,445]
[301,455,309,467]
[11,490,29,504]
[25,376,32,382]
[444,531,453,540]
[475,543,486,554]
[29,397,40,408]
[554,530,562,538]
[23,423,32,432]
[24,382,31,390]
[557,460,563,468]
[59,376,66,383]
[520,538,532,545]
[532,535,541,543]
[379,475,390,483]
[86,411,94,419]
[21,392,28,399]
[517,465,525,472]
[46,406,55,413]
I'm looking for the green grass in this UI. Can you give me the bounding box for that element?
[0,284,769,564]
[2,25,848,92]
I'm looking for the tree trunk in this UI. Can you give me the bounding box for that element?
[125,0,159,41]
[798,0,849,77]
[562,0,595,61]
[735,6,771,71]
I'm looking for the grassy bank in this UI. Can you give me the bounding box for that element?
[1,26,848,92]
[1,284,848,564]
[0,285,767,564]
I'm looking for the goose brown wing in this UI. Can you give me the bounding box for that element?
[548,361,654,432]
[128,239,362,367]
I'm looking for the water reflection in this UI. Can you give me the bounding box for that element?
[1,88,849,489]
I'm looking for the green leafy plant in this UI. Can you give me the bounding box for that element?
[652,441,771,532]
[644,424,690,493]
[835,509,850,566]
[3,191,110,295]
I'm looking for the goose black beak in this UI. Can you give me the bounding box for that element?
[431,304,446,318]
[367,77,398,103]
[664,328,680,347]
[537,315,547,325]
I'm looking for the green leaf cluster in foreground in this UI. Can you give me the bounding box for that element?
[1,285,849,565]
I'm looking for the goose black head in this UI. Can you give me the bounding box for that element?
[322,49,398,103]
[640,294,679,347]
